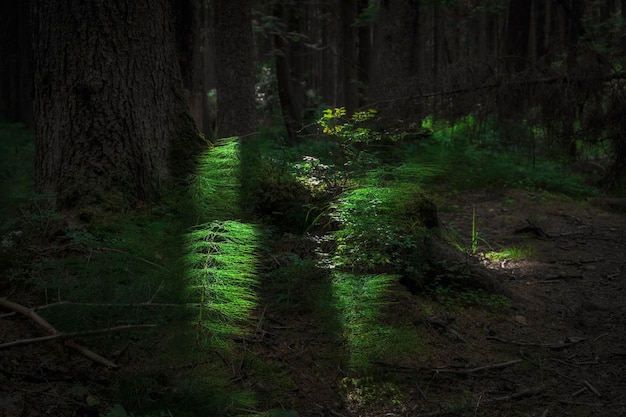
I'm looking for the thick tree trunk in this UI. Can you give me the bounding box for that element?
[214,0,257,138]
[0,0,34,125]
[32,0,203,210]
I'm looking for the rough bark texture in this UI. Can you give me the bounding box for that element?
[0,0,34,125]
[214,0,257,138]
[32,0,203,210]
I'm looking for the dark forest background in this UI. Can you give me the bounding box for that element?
[2,0,626,201]
[1,1,626,417]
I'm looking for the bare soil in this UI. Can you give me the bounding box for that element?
[1,188,625,417]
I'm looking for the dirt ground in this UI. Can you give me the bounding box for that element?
[247,188,626,417]
[1,188,625,417]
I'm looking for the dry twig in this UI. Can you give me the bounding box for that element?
[0,297,156,367]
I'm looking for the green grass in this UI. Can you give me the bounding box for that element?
[485,245,534,261]
[331,273,400,367]
[190,137,246,222]
[185,220,262,349]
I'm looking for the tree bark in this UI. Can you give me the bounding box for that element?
[274,2,304,143]
[32,0,204,210]
[214,0,257,138]
[0,0,34,125]
[176,0,211,138]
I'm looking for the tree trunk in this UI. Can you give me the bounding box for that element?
[176,0,212,139]
[32,0,204,210]
[214,0,257,138]
[0,0,34,125]
[274,2,304,143]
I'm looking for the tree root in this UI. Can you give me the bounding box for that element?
[429,239,527,304]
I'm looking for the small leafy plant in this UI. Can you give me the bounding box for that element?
[318,107,380,143]
[317,107,382,171]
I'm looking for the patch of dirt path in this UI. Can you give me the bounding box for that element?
[436,188,626,416]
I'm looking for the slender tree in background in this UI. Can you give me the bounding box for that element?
[32,0,204,210]
[273,1,305,143]
[214,0,257,138]
[177,0,214,139]
[369,0,421,120]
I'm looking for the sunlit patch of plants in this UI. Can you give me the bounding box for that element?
[331,274,389,365]
[185,220,262,349]
[484,245,534,261]
[331,185,431,277]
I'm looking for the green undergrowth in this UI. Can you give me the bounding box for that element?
[330,273,424,367]
[413,116,596,198]
[185,220,262,348]
[0,116,604,416]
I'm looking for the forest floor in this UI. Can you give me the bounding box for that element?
[246,188,626,417]
[1,187,625,417]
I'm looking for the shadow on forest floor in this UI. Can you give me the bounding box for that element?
[1,126,626,417]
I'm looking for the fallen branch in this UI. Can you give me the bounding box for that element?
[36,300,186,309]
[416,385,545,416]
[0,324,157,349]
[97,247,171,271]
[0,298,57,334]
[0,300,188,319]
[487,335,586,350]
[582,380,602,397]
[376,359,522,375]
[482,385,545,403]
[433,359,522,375]
[0,297,155,367]
[64,339,119,368]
